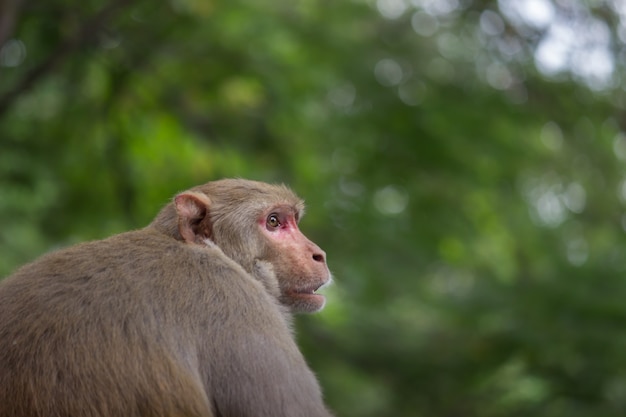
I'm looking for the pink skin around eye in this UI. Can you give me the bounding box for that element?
[274,217,296,233]
[259,210,299,239]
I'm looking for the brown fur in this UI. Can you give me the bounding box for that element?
[0,179,333,417]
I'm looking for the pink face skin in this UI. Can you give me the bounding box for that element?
[258,205,331,312]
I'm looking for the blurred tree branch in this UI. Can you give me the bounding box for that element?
[0,0,22,48]
[0,0,133,119]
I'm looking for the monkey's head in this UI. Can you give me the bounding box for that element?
[158,179,331,314]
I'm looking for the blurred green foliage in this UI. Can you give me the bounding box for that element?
[2,0,626,416]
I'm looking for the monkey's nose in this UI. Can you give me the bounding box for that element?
[312,251,325,263]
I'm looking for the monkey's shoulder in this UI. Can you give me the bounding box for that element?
[2,230,156,279]
[0,228,284,333]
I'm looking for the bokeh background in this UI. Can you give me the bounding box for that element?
[2,0,626,416]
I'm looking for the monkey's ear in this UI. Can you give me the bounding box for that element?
[174,192,212,243]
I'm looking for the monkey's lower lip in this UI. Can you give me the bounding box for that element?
[291,285,325,298]
[292,291,326,304]
[293,289,321,296]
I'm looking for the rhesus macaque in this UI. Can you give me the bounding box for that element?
[0,179,333,417]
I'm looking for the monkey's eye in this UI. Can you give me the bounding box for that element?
[267,214,281,229]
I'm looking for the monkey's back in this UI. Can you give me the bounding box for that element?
[0,228,279,417]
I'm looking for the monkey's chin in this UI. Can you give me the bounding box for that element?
[283,292,326,313]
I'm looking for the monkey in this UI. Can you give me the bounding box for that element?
[0,179,334,417]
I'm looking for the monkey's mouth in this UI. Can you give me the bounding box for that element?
[294,286,321,296]
[290,282,327,302]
